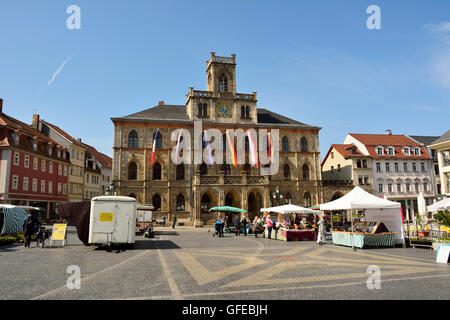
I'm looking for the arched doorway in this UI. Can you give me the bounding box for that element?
[247,190,262,221]
[224,190,241,227]
[331,191,344,201]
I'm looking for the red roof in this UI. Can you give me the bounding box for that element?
[41,120,85,148]
[348,133,431,160]
[321,144,369,167]
[80,142,112,169]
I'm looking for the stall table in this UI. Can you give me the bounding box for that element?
[331,231,397,249]
[264,228,316,241]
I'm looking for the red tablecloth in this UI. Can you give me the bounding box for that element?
[282,230,316,241]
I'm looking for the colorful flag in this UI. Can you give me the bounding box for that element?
[175,129,183,164]
[204,130,214,165]
[226,130,237,166]
[247,131,258,167]
[152,128,160,165]
[267,132,272,163]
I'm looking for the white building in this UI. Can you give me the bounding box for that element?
[343,131,435,221]
[429,130,450,198]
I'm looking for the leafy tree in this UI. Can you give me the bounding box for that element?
[434,210,450,228]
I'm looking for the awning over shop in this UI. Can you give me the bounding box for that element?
[209,206,247,214]
[260,204,316,214]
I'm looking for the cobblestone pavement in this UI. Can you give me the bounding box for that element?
[0,226,449,300]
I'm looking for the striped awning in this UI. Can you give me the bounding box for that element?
[1,207,27,235]
[209,206,247,214]
[137,204,154,211]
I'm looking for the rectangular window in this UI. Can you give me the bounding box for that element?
[358,176,363,185]
[58,164,62,176]
[41,180,45,193]
[32,179,38,192]
[423,183,428,192]
[356,160,362,168]
[377,148,384,156]
[406,183,411,192]
[403,163,408,172]
[63,184,67,195]
[41,160,46,172]
[24,155,30,168]
[388,148,394,156]
[362,160,367,168]
[397,183,402,193]
[412,163,417,172]
[364,176,369,184]
[49,161,53,174]
[415,183,419,192]
[388,184,392,193]
[33,158,38,170]
[58,183,62,194]
[378,184,383,193]
[63,166,68,177]
[23,177,29,191]
[12,175,19,190]
[14,152,20,166]
[385,163,390,172]
[376,163,381,172]
[48,181,53,194]
[421,163,426,171]
[395,163,399,172]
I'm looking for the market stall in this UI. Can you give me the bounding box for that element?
[209,206,248,234]
[320,187,404,249]
[260,204,317,241]
[0,205,41,235]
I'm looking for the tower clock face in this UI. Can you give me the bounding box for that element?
[218,105,232,117]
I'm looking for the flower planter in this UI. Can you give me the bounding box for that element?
[418,231,429,237]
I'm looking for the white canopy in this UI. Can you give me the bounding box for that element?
[427,198,450,213]
[260,204,316,214]
[320,186,401,210]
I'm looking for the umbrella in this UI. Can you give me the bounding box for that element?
[260,204,316,214]
[427,198,450,213]
[417,192,427,217]
[209,206,247,214]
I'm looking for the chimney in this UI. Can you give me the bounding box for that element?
[158,101,165,106]
[386,129,392,135]
[0,98,3,113]
[32,114,40,129]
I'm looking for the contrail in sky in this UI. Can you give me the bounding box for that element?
[38,56,72,93]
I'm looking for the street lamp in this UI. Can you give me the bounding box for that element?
[271,186,283,206]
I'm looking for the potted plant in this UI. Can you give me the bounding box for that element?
[415,214,429,237]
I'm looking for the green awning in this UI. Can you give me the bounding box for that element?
[137,204,154,210]
[209,206,247,213]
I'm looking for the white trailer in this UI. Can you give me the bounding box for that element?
[88,196,137,248]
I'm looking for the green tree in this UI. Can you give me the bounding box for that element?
[434,210,450,228]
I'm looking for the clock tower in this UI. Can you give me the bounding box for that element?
[186,52,258,124]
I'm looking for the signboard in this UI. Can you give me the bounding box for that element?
[100,212,114,222]
[50,224,67,247]
[137,211,152,222]
[51,224,67,241]
[436,245,450,264]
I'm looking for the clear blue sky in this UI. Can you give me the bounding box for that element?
[1,0,449,158]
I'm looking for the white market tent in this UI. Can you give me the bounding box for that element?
[427,198,450,213]
[260,204,316,214]
[320,186,404,244]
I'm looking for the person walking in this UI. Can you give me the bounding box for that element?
[233,215,240,236]
[162,216,166,226]
[241,215,248,236]
[23,212,40,248]
[265,214,274,239]
[172,215,177,229]
[252,216,260,238]
[215,216,225,237]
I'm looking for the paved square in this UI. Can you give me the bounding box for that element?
[0,226,449,300]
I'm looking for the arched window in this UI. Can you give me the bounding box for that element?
[128,162,137,180]
[153,162,162,180]
[283,164,291,180]
[128,131,138,148]
[176,194,185,211]
[302,164,310,181]
[222,133,227,152]
[201,194,211,213]
[244,136,249,151]
[304,192,312,208]
[198,103,202,116]
[282,136,289,152]
[202,103,207,117]
[243,163,251,174]
[241,106,245,118]
[154,131,162,149]
[219,74,228,92]
[200,163,208,175]
[152,194,161,211]
[285,192,292,204]
[246,106,250,118]
[301,137,308,152]
[176,164,185,180]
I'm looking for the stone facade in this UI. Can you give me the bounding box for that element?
[111,53,322,226]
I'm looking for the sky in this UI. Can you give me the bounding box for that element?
[0,0,449,158]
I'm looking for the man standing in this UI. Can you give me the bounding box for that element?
[233,215,240,236]
[241,215,248,236]
[172,215,177,229]
[23,212,40,248]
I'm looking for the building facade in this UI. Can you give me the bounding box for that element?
[111,53,322,226]
[0,99,69,218]
[344,132,435,221]
[429,130,450,198]
[32,116,87,202]
[321,144,374,200]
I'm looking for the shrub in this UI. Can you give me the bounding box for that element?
[434,210,450,228]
